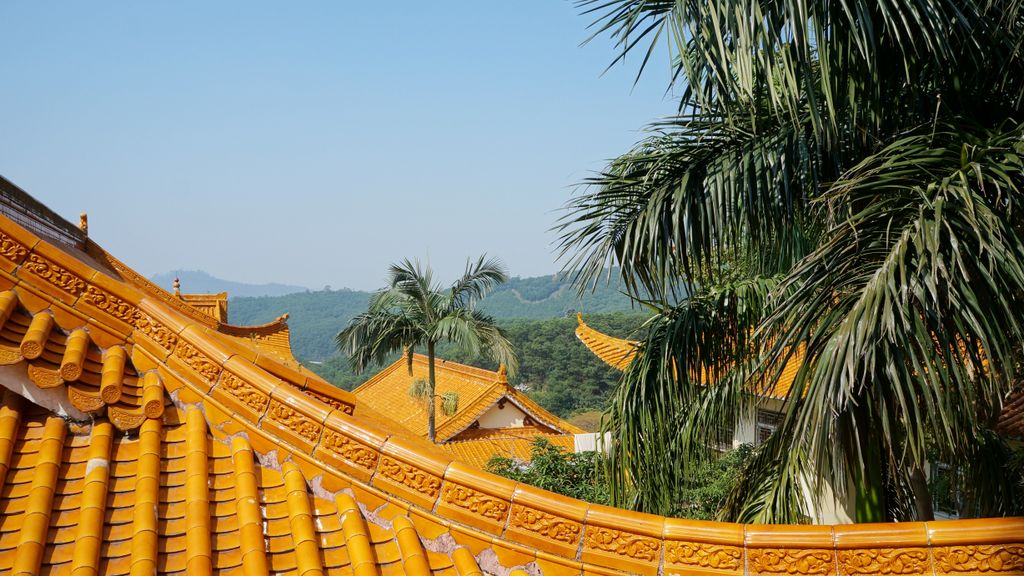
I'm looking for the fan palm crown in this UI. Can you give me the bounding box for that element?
[337,256,518,442]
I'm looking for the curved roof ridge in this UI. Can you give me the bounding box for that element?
[575,313,639,370]
[218,314,291,336]
[0,203,1019,576]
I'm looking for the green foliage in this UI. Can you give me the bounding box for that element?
[409,379,431,400]
[671,445,754,521]
[442,312,648,417]
[486,438,610,505]
[486,438,753,520]
[561,0,1024,522]
[440,392,459,417]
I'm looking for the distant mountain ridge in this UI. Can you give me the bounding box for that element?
[150,270,308,298]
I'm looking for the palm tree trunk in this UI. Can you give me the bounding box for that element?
[854,402,886,522]
[909,465,935,521]
[427,341,437,443]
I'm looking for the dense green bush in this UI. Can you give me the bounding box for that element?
[486,439,610,505]
[487,438,753,520]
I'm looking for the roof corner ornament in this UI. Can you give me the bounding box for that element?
[173,277,181,297]
[79,212,88,237]
[497,363,508,383]
[278,313,290,324]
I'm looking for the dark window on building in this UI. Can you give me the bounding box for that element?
[714,422,735,451]
[756,409,782,445]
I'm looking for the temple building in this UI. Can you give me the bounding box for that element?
[353,355,585,469]
[0,174,1016,575]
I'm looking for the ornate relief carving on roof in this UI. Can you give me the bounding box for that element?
[587,528,660,561]
[748,548,834,575]
[173,340,221,384]
[219,371,270,414]
[379,455,442,497]
[510,504,582,545]
[837,548,930,575]
[932,545,1024,574]
[0,232,28,264]
[268,400,322,442]
[303,388,352,413]
[665,541,743,571]
[82,285,138,324]
[133,312,178,352]
[24,253,86,296]
[320,428,379,471]
[442,483,509,521]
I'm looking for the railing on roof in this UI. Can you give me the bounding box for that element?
[0,175,84,249]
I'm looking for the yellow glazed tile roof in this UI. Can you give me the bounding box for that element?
[442,433,576,469]
[353,354,583,442]
[575,315,801,400]
[0,178,1016,575]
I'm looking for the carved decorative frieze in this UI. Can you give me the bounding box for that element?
[0,233,28,264]
[509,503,582,545]
[268,400,322,442]
[665,541,742,571]
[748,548,834,575]
[303,388,354,413]
[442,483,509,520]
[82,285,137,323]
[377,455,442,497]
[173,340,221,383]
[219,371,269,414]
[23,254,85,296]
[132,312,178,351]
[932,545,1024,574]
[837,548,929,575]
[320,428,379,470]
[587,528,660,561]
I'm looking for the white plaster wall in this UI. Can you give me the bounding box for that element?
[476,400,529,428]
[0,362,89,420]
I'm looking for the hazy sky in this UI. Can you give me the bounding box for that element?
[1,2,671,291]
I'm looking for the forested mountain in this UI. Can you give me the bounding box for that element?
[228,273,640,361]
[151,270,307,298]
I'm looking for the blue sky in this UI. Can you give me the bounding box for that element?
[0,2,672,290]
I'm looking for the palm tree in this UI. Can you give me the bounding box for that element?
[337,256,518,442]
[558,0,1024,522]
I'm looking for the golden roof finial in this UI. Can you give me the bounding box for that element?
[79,212,88,236]
[497,363,508,383]
[173,277,181,297]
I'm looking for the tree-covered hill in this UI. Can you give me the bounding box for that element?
[228,272,641,361]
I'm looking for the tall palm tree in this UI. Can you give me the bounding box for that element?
[558,0,1024,522]
[337,256,518,442]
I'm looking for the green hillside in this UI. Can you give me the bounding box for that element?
[227,273,648,418]
[228,273,639,362]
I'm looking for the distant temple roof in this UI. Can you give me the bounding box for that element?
[353,354,582,467]
[575,315,1023,438]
